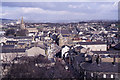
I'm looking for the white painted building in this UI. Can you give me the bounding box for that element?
[0,31,5,35]
[28,33,35,36]
[0,36,7,43]
[77,42,107,51]
[61,46,70,58]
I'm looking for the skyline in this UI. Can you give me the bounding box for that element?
[1,2,118,22]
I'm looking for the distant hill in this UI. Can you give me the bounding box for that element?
[0,18,17,23]
[0,18,118,23]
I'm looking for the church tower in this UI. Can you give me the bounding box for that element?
[59,33,64,47]
[59,27,64,47]
[20,17,25,29]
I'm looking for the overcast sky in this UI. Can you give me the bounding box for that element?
[1,2,118,22]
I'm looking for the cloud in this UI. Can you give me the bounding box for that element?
[1,7,84,21]
[2,2,57,10]
[1,2,118,22]
[68,4,93,10]
[21,7,69,15]
[1,0,118,2]
[68,4,85,9]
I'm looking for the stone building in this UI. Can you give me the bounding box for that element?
[58,29,72,47]
[1,48,26,63]
[80,62,120,79]
[70,50,120,79]
[26,47,46,57]
[26,28,38,33]
[76,42,107,51]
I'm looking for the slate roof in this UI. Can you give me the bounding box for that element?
[6,41,18,44]
[14,36,32,39]
[81,62,120,73]
[2,45,15,48]
[18,43,26,45]
[73,53,85,63]
[100,55,120,58]
[6,36,14,38]
[37,45,46,50]
[61,29,71,35]
[62,35,70,37]
[74,46,84,49]
[19,40,32,42]
[92,51,120,54]
[76,41,106,45]
[2,49,26,53]
[114,43,120,50]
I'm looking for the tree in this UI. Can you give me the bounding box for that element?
[5,29,15,36]
[3,55,76,78]
[16,29,28,36]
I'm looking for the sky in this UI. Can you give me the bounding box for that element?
[1,0,119,2]
[1,1,119,22]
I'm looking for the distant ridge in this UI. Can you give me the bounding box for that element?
[0,18,118,23]
[0,18,17,21]
[0,18,17,23]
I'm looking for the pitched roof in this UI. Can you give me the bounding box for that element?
[18,43,26,45]
[61,29,71,35]
[6,41,18,44]
[2,49,26,53]
[26,47,46,56]
[92,51,120,54]
[14,36,32,39]
[114,43,120,50]
[75,46,84,49]
[2,45,15,48]
[62,35,70,37]
[76,41,106,45]
[81,62,120,73]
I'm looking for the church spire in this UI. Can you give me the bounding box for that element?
[21,16,24,24]
[20,16,25,29]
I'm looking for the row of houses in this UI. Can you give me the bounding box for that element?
[61,44,120,79]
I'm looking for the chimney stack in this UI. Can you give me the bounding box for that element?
[112,55,116,66]
[96,54,101,66]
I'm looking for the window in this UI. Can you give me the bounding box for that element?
[91,73,93,77]
[103,74,106,78]
[111,74,113,78]
[84,71,86,75]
